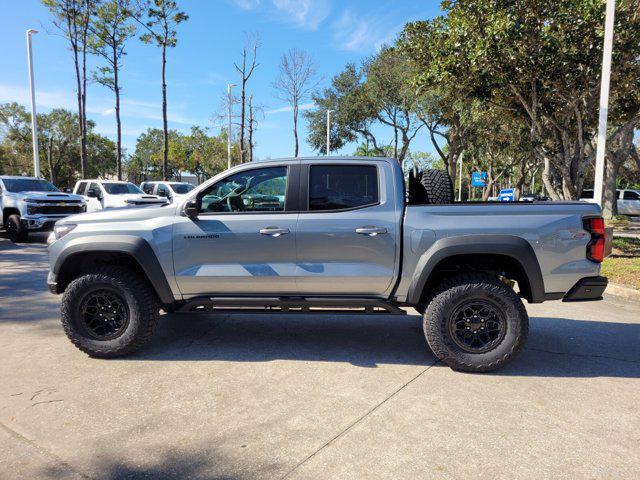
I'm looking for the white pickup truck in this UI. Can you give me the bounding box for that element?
[0,176,86,242]
[72,180,168,212]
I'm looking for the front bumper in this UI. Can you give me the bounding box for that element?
[563,276,608,302]
[20,217,58,231]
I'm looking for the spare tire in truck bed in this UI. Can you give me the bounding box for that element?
[408,168,454,204]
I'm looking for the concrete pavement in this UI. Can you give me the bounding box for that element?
[1,238,639,479]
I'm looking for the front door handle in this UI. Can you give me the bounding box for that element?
[355,226,387,236]
[260,227,290,237]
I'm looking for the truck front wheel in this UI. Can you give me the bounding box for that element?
[423,273,528,372]
[60,266,160,358]
[5,214,28,242]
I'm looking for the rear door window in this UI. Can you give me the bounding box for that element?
[623,191,640,200]
[308,165,379,211]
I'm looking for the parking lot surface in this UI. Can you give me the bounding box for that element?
[1,238,639,479]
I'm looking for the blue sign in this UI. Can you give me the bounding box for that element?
[471,172,487,187]
[498,188,515,202]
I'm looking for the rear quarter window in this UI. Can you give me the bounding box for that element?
[309,165,379,211]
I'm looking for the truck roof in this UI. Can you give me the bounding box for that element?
[0,175,41,180]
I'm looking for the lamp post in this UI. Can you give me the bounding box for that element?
[227,83,236,170]
[26,29,40,178]
[326,109,333,156]
[593,0,616,212]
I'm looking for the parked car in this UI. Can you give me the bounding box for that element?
[48,157,609,372]
[580,189,640,216]
[0,176,86,242]
[519,193,549,202]
[140,181,195,203]
[73,180,168,212]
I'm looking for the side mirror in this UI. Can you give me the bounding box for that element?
[184,200,199,220]
[87,188,98,198]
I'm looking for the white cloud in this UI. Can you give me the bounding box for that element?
[0,83,197,125]
[265,102,315,115]
[332,10,403,52]
[232,0,261,9]
[272,0,330,31]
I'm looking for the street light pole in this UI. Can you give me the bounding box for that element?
[227,83,236,170]
[326,109,332,156]
[26,29,40,179]
[593,0,616,211]
[457,151,464,202]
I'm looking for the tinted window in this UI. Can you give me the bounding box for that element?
[580,190,594,199]
[156,184,170,197]
[169,183,195,194]
[309,165,378,211]
[102,182,143,194]
[141,183,155,194]
[3,178,59,193]
[623,191,640,200]
[200,167,287,213]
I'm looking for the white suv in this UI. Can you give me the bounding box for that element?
[140,181,196,203]
[73,180,168,212]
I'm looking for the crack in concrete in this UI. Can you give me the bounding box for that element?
[0,421,95,480]
[527,347,640,365]
[281,359,440,479]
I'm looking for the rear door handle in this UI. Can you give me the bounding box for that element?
[260,227,290,237]
[355,226,387,236]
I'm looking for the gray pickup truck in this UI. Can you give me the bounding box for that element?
[47,157,609,372]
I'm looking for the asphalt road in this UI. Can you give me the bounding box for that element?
[1,237,639,480]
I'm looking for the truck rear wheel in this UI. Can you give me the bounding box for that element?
[60,266,160,358]
[423,273,528,372]
[5,214,28,242]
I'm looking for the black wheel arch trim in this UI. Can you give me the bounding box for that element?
[52,236,175,305]
[405,235,546,305]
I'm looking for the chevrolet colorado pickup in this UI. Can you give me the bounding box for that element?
[47,157,609,372]
[0,176,86,242]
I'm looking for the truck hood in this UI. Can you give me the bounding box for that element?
[15,191,85,202]
[106,194,168,206]
[58,202,178,225]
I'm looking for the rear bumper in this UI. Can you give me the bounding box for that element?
[562,276,608,302]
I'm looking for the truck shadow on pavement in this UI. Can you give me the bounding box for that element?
[130,312,640,378]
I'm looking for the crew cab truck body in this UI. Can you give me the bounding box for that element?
[47,157,608,372]
[73,180,168,212]
[0,176,86,242]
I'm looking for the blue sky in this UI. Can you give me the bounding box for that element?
[0,0,442,160]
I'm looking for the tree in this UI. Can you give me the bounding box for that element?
[306,49,424,164]
[134,0,188,180]
[89,0,138,180]
[273,48,317,157]
[234,34,259,163]
[43,0,95,178]
[401,0,640,204]
[0,103,116,186]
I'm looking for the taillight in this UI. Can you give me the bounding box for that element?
[583,216,606,263]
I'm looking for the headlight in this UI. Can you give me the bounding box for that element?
[53,223,77,240]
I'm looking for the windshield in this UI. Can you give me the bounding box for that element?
[169,183,195,194]
[2,178,59,193]
[102,182,143,195]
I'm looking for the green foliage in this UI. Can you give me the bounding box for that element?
[138,0,188,48]
[400,0,640,200]
[0,103,115,187]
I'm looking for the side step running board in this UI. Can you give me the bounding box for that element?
[176,296,406,315]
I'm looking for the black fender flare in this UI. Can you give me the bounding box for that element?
[405,235,545,305]
[52,235,175,304]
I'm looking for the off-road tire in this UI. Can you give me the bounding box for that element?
[60,266,160,358]
[423,273,528,372]
[5,214,28,242]
[419,169,454,204]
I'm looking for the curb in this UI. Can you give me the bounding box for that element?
[606,283,640,301]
